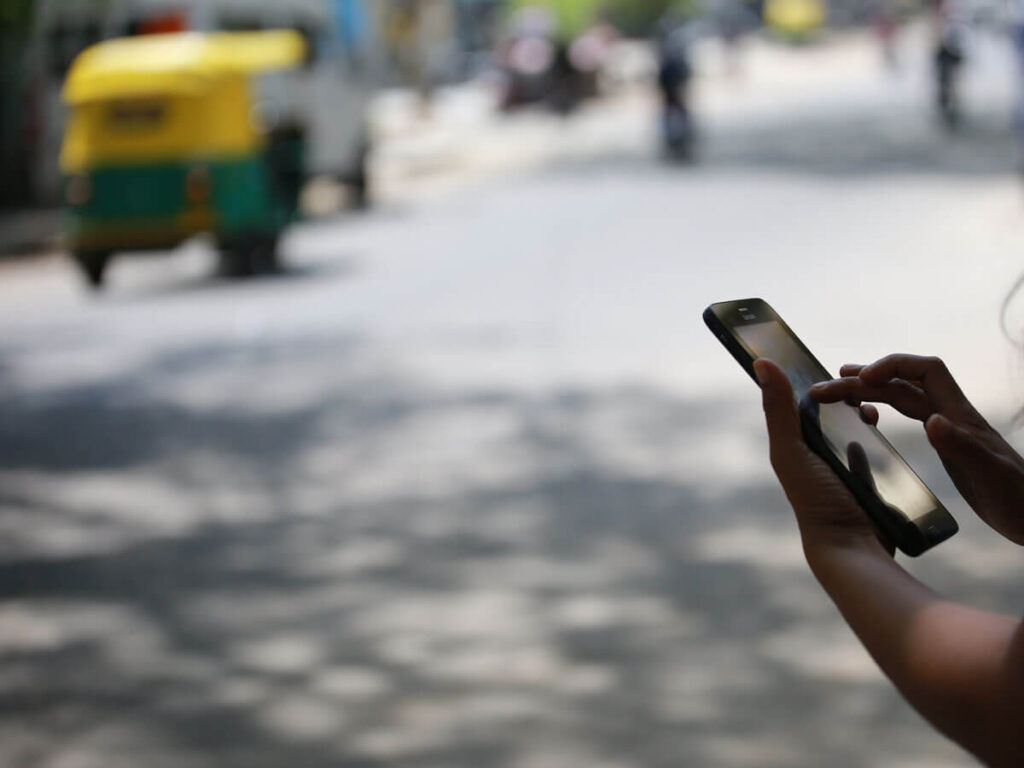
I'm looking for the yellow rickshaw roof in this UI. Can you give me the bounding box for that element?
[63,31,306,104]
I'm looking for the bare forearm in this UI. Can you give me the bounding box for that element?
[754,356,1024,763]
[806,539,1023,767]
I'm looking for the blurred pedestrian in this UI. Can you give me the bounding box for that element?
[872,0,900,71]
[569,23,617,100]
[717,0,750,78]
[755,354,1024,767]
[936,28,964,127]
[931,0,966,128]
[1011,0,1024,166]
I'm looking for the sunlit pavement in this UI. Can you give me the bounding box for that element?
[2,28,1024,768]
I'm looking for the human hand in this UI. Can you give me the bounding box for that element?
[753,359,894,559]
[810,354,1024,546]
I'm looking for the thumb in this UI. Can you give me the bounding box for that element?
[754,359,805,478]
[925,414,989,473]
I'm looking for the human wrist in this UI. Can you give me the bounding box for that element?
[800,525,892,575]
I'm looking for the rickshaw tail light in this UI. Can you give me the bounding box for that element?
[67,175,92,207]
[186,166,212,204]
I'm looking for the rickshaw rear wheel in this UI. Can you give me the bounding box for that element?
[219,243,249,278]
[219,235,280,278]
[249,235,281,275]
[74,251,111,290]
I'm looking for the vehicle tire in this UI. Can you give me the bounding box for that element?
[218,242,252,278]
[74,251,111,290]
[220,235,279,278]
[249,235,280,275]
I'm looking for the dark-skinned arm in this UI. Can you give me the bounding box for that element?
[755,358,1024,768]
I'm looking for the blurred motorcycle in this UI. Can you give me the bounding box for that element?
[499,7,556,110]
[658,31,694,161]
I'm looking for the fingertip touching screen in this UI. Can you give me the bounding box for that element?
[735,319,938,522]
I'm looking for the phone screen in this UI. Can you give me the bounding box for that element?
[735,319,939,522]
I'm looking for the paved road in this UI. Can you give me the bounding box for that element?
[2,30,1024,768]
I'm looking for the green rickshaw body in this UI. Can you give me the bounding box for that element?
[64,155,296,250]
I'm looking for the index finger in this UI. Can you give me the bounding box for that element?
[859,354,974,419]
[809,376,933,421]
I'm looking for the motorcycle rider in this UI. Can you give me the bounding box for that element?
[657,25,694,160]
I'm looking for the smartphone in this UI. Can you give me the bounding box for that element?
[704,298,958,556]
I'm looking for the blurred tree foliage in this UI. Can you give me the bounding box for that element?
[606,0,702,34]
[509,0,597,35]
[0,0,35,27]
[510,0,698,36]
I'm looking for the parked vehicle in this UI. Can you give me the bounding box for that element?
[61,31,308,287]
[498,9,557,110]
[29,0,378,208]
[764,0,826,40]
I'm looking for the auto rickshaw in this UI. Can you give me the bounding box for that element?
[60,31,307,288]
[764,0,826,40]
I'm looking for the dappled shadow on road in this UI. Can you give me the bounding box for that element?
[0,335,363,474]
[0,333,1019,767]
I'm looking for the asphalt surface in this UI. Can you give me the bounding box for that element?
[2,29,1024,768]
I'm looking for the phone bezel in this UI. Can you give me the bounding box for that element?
[704,297,958,557]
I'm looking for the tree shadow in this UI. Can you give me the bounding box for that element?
[0,332,1017,767]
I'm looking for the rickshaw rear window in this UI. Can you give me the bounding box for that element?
[107,101,167,131]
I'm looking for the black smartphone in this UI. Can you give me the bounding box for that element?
[704,298,958,557]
